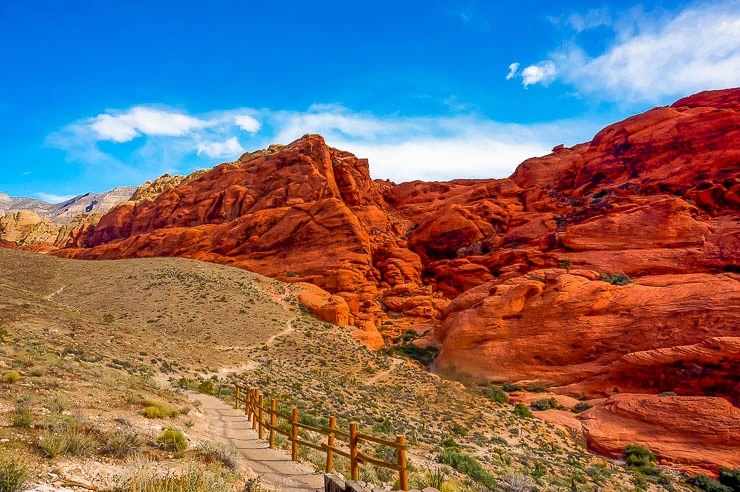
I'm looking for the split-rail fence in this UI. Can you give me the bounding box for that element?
[233,383,409,491]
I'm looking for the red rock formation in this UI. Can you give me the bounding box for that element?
[46,88,740,472]
[582,394,740,474]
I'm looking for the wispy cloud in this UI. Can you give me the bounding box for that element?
[196,137,245,158]
[549,7,612,32]
[34,192,76,203]
[505,63,520,80]
[47,103,605,186]
[509,1,740,102]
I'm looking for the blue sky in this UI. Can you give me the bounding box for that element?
[1,0,739,201]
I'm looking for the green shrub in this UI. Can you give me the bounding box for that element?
[11,410,32,428]
[572,402,592,413]
[0,453,27,492]
[197,380,216,395]
[382,345,439,366]
[102,313,116,324]
[558,259,573,271]
[687,474,732,492]
[514,403,533,418]
[157,428,187,452]
[438,448,496,489]
[2,372,20,384]
[38,429,94,458]
[599,272,632,286]
[531,397,559,411]
[502,382,523,392]
[440,436,459,449]
[525,384,548,393]
[142,403,179,419]
[481,384,508,404]
[624,444,655,469]
[719,468,740,491]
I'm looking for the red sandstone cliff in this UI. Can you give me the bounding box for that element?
[48,88,740,472]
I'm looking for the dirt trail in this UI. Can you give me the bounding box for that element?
[188,392,324,492]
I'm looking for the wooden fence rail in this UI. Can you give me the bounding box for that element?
[233,383,409,491]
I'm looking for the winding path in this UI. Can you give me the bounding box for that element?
[188,392,324,492]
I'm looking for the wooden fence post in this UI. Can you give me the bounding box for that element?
[291,407,299,461]
[269,399,277,449]
[234,385,240,409]
[258,392,264,439]
[326,416,336,473]
[252,389,258,430]
[245,387,252,419]
[397,435,408,491]
[350,422,359,481]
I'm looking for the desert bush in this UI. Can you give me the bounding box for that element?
[558,259,573,271]
[437,448,496,489]
[502,382,523,392]
[599,272,632,286]
[142,403,179,419]
[99,430,142,457]
[500,472,537,492]
[514,403,533,418]
[44,392,71,414]
[10,410,32,428]
[197,380,216,395]
[624,444,656,469]
[687,474,732,492]
[572,402,592,413]
[530,397,559,411]
[0,453,27,492]
[481,384,508,404]
[382,344,439,366]
[414,467,446,489]
[196,441,238,470]
[719,468,740,491]
[157,428,187,452]
[38,429,94,458]
[2,372,20,384]
[11,394,33,428]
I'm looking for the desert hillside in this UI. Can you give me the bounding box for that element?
[0,248,665,491]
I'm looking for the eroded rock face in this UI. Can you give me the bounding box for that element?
[581,394,740,474]
[42,90,740,472]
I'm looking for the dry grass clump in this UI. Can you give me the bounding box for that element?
[112,462,237,492]
[0,452,27,492]
[195,441,238,471]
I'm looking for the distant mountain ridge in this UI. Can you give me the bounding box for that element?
[0,186,137,223]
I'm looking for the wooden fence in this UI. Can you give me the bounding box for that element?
[233,383,409,491]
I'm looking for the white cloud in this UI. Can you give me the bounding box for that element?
[520,1,740,101]
[549,8,612,32]
[35,192,76,203]
[235,115,261,133]
[196,137,245,158]
[505,62,520,80]
[259,106,600,182]
[48,103,606,186]
[90,107,209,142]
[521,61,557,87]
